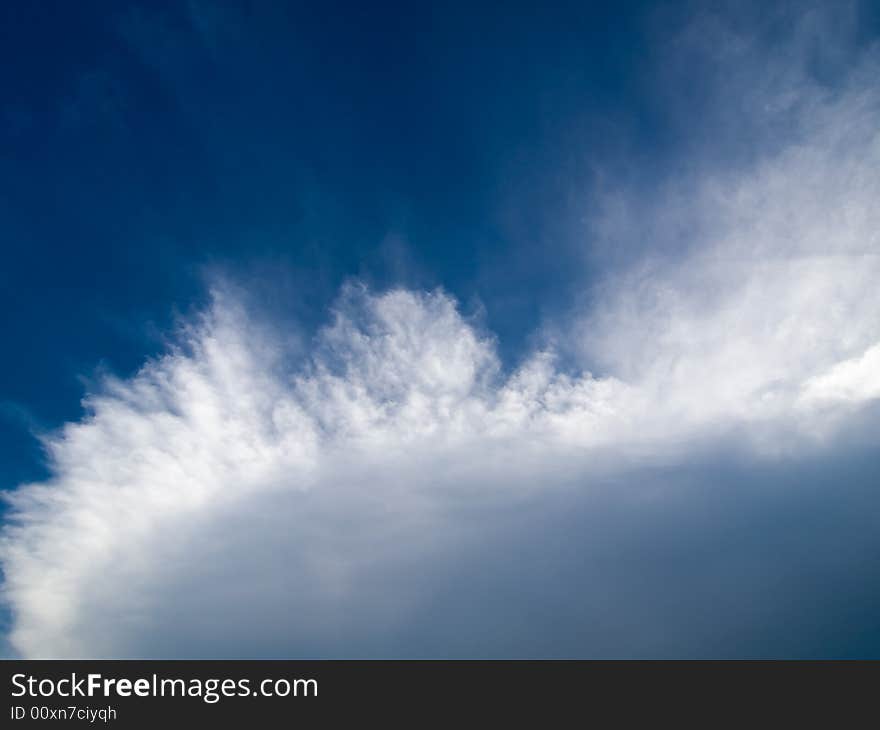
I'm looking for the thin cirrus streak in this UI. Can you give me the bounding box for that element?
[2,4,880,658]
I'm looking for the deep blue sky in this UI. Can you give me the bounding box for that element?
[0,0,679,489]
[7,1,879,491]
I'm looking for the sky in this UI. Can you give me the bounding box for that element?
[1,0,880,658]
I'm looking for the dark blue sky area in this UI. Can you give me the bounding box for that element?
[0,0,677,489]
[3,1,880,484]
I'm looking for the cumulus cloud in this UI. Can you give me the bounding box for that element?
[3,269,878,657]
[3,2,880,657]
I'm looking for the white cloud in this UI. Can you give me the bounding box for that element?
[3,268,878,656]
[800,343,880,406]
[3,3,880,657]
[579,3,880,445]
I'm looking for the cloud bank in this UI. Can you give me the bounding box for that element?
[2,3,880,657]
